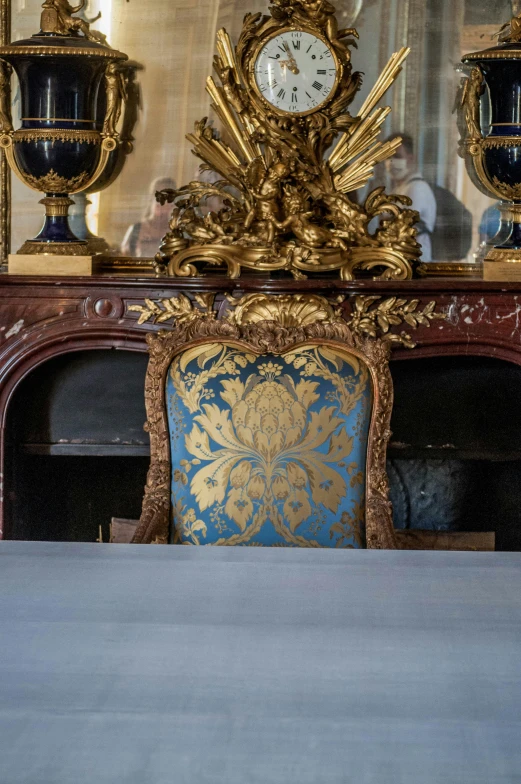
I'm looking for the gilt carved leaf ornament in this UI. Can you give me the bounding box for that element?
[129,292,446,348]
[152,0,420,280]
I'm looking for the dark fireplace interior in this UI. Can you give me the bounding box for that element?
[4,350,521,550]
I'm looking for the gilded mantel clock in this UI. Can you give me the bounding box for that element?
[155,0,419,280]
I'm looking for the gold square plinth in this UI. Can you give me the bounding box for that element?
[483,261,521,281]
[8,254,95,276]
[483,248,521,280]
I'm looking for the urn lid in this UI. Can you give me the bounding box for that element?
[0,1,127,62]
[0,35,127,62]
[463,14,521,62]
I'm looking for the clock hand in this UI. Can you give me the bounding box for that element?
[281,42,300,74]
[283,43,297,66]
[279,58,300,75]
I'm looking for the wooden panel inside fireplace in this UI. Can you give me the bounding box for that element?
[4,350,521,549]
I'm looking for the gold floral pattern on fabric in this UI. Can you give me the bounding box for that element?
[166,343,372,547]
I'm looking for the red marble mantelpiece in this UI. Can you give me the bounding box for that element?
[1,272,521,538]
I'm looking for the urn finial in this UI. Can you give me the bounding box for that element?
[39,0,108,45]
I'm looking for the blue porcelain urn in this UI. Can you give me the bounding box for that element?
[461,12,521,270]
[0,1,128,257]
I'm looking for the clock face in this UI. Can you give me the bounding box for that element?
[253,30,339,115]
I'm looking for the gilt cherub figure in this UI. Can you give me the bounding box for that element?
[275,191,347,250]
[244,158,291,245]
[41,0,108,45]
[497,13,521,44]
[273,0,359,54]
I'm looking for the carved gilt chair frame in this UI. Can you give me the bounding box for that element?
[132,294,397,549]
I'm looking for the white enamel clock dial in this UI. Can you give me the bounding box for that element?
[253,30,338,115]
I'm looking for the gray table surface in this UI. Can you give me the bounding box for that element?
[0,542,520,784]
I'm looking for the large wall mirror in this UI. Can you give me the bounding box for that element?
[1,0,518,264]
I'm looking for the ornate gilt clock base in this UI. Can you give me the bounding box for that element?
[483,249,521,281]
[8,253,96,276]
[166,244,413,281]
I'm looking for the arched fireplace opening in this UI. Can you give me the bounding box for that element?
[4,350,521,549]
[4,350,150,543]
[389,355,521,551]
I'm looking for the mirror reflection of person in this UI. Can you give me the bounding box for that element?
[386,133,437,262]
[120,177,176,257]
[479,202,502,245]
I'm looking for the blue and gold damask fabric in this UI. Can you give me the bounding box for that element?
[166,343,373,548]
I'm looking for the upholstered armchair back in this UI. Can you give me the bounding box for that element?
[132,294,396,549]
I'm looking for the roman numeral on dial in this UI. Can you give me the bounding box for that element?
[312,81,323,91]
[277,88,286,99]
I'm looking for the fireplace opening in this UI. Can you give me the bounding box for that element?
[5,350,150,543]
[4,350,521,549]
[388,355,521,551]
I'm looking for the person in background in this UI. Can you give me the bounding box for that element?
[121,176,176,257]
[385,133,437,262]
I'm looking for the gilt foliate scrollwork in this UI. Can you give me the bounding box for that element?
[346,295,446,349]
[22,168,91,193]
[128,293,217,326]
[13,129,100,145]
[128,292,446,349]
[153,0,420,280]
[490,178,521,201]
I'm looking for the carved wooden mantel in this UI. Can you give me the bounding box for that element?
[1,272,521,538]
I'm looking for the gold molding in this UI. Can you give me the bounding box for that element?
[0,44,127,59]
[22,168,91,193]
[13,128,100,145]
[417,261,483,278]
[128,292,446,349]
[39,195,73,217]
[17,238,89,255]
[463,49,521,60]
[481,136,521,149]
[485,247,521,263]
[131,293,398,549]
[503,203,521,221]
